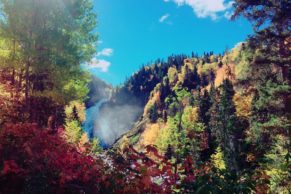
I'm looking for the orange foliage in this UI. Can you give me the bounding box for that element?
[233,92,253,118]
[135,122,164,151]
[214,63,236,87]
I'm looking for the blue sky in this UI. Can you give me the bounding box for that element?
[86,0,253,86]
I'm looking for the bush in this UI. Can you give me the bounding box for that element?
[0,123,105,193]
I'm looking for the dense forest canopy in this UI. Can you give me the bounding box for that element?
[0,0,290,193]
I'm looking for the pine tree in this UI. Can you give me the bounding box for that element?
[149,104,158,123]
[199,90,211,125]
[212,79,241,174]
[64,120,83,144]
[198,90,214,161]
[91,137,103,154]
[219,79,243,174]
[165,144,173,160]
[208,84,220,142]
[72,106,80,122]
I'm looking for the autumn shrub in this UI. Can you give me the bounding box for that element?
[0,123,105,193]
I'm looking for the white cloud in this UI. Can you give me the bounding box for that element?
[88,58,111,72]
[165,0,234,20]
[159,13,170,23]
[97,48,113,57]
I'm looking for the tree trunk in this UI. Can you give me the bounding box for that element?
[18,69,23,93]
[11,68,15,85]
[25,61,30,112]
[10,68,15,98]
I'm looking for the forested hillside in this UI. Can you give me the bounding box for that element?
[0,0,290,193]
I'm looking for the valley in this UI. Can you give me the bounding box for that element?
[0,0,290,193]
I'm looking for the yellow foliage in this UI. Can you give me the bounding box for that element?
[183,106,199,123]
[144,90,161,116]
[79,133,89,146]
[167,66,178,85]
[65,101,86,122]
[120,136,130,151]
[135,122,165,151]
[197,62,217,75]
[209,55,217,63]
[0,84,10,99]
[233,92,253,117]
[222,47,240,64]
[184,62,194,71]
[64,120,82,144]
[142,123,163,146]
[211,147,226,170]
[78,133,90,153]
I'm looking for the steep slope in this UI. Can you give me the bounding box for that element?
[113,43,252,152]
[95,54,190,145]
[85,75,112,108]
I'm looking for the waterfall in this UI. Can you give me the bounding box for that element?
[82,87,142,147]
[82,99,108,139]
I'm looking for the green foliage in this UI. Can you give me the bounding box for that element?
[0,0,96,124]
[181,106,205,133]
[173,86,192,102]
[255,80,290,111]
[198,90,211,124]
[248,80,290,147]
[187,170,254,194]
[235,46,253,81]
[199,62,217,75]
[91,137,103,154]
[156,117,181,152]
[62,73,91,103]
[210,79,242,174]
[264,135,290,193]
[129,134,140,145]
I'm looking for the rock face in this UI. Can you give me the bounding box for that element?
[112,118,149,151]
[85,75,112,108]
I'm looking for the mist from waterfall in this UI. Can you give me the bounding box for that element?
[82,99,109,140]
[94,103,143,146]
[83,84,143,147]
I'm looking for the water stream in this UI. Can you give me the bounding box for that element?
[82,99,108,140]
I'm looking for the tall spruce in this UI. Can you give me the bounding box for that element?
[232,1,291,181]
[217,79,240,174]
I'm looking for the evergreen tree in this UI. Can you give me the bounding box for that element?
[198,90,214,161]
[91,137,103,154]
[165,144,173,160]
[233,2,291,186]
[219,79,242,174]
[64,120,83,145]
[72,106,80,122]
[198,90,211,124]
[214,79,241,174]
[149,104,158,123]
[208,84,220,140]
